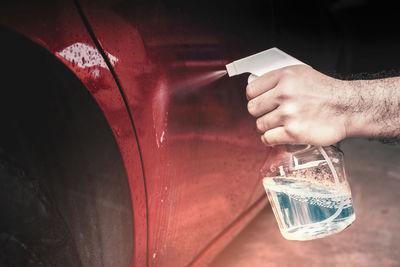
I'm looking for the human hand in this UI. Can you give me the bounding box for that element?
[246,65,350,146]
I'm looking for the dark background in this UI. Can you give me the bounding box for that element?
[157,0,400,77]
[1,0,399,266]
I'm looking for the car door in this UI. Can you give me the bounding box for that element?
[78,0,270,265]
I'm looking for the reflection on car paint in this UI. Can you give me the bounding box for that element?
[153,75,169,148]
[57,42,118,69]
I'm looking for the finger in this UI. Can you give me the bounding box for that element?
[246,68,282,100]
[262,127,297,145]
[247,90,279,117]
[256,110,283,134]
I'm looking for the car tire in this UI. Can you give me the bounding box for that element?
[0,148,82,266]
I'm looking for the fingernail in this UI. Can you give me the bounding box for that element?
[261,135,267,144]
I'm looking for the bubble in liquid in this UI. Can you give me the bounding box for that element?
[263,177,355,240]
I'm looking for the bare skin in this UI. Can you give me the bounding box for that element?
[246,64,400,146]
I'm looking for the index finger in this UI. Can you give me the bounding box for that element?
[246,68,282,100]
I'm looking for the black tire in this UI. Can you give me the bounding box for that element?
[0,148,82,266]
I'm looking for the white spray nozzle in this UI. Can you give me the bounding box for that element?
[225,47,304,77]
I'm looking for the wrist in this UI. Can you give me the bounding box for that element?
[341,78,400,139]
[344,109,377,138]
[340,79,375,138]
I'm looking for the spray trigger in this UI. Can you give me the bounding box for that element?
[225,47,305,78]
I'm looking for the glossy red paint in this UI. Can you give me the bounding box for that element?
[78,1,269,265]
[0,1,147,266]
[1,0,271,265]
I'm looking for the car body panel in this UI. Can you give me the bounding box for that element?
[0,0,270,266]
[78,1,269,265]
[0,1,148,266]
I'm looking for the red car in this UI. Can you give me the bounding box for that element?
[0,0,269,266]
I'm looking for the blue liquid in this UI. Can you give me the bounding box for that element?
[263,177,355,240]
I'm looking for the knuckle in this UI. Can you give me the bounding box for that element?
[263,131,275,145]
[281,103,297,117]
[256,118,265,132]
[261,134,270,145]
[261,135,267,145]
[246,83,256,99]
[247,100,257,116]
[277,85,293,99]
[281,67,295,77]
[285,122,301,138]
[279,112,289,121]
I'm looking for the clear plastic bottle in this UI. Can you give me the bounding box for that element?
[261,145,355,240]
[225,48,356,240]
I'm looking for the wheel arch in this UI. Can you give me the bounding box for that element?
[0,25,135,266]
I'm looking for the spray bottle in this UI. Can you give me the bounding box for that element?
[226,48,355,240]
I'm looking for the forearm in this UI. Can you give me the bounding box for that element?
[246,65,400,146]
[342,77,400,139]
